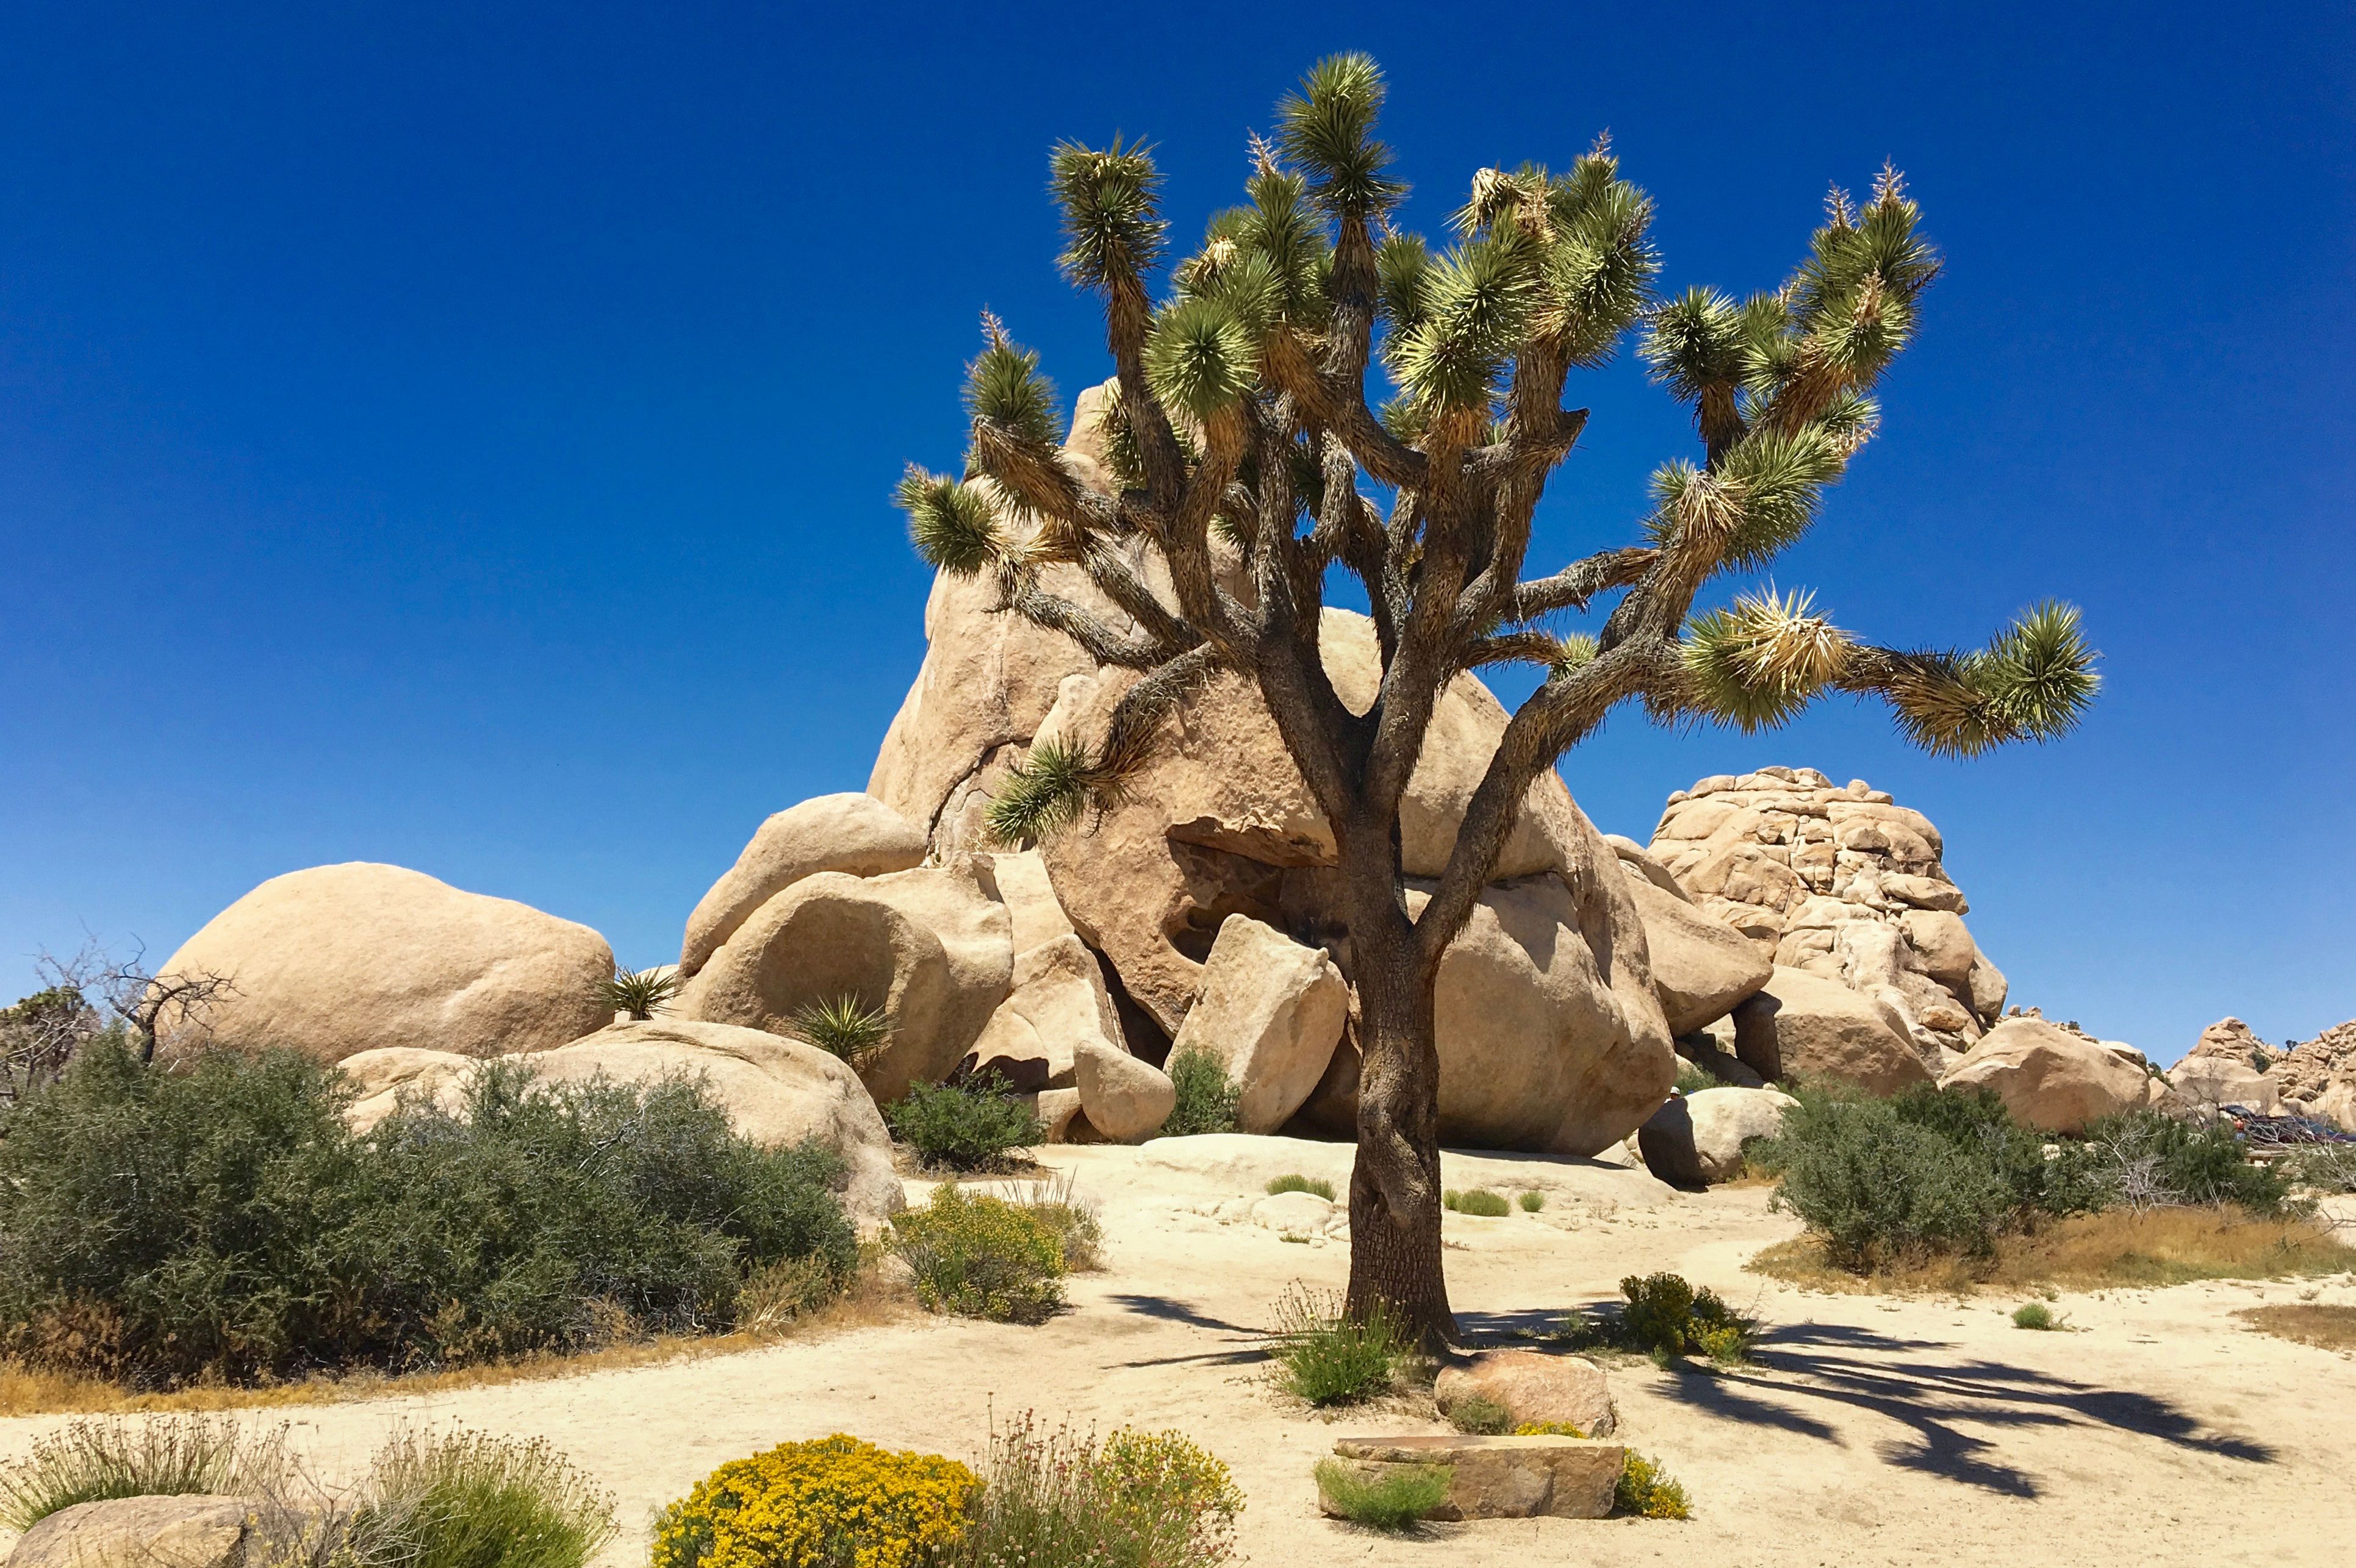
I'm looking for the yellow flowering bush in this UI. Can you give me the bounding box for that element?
[887,1184,1066,1323]
[650,1436,976,1568]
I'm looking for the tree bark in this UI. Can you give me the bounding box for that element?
[1340,828,1456,1348]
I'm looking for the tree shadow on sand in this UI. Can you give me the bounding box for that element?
[1102,1292,1272,1369]
[1656,1317,2275,1498]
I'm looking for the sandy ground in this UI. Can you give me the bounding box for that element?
[3,1136,2352,1567]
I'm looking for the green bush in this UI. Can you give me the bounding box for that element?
[888,1183,1067,1323]
[1614,1452,1690,1519]
[0,1416,288,1530]
[2076,1109,2294,1212]
[1265,1173,1335,1200]
[0,1039,857,1385]
[1446,1188,1510,1217]
[999,1171,1105,1270]
[2011,1302,2056,1330]
[1446,1393,1512,1434]
[1160,1047,1240,1137]
[885,1072,1043,1171]
[1266,1285,1407,1406]
[362,1428,614,1568]
[1517,1190,1545,1212]
[950,1412,1241,1568]
[1312,1459,1450,1531]
[1618,1273,1753,1364]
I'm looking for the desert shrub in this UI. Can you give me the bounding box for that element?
[733,1255,846,1333]
[888,1184,1067,1323]
[2075,1109,2294,1213]
[593,965,680,1022]
[1448,1188,1510,1217]
[952,1412,1240,1568]
[652,1436,974,1568]
[791,995,890,1069]
[0,1040,856,1385]
[1672,1059,1715,1095]
[362,1428,614,1568]
[1266,1285,1407,1406]
[1614,1452,1690,1519]
[1160,1047,1240,1137]
[0,1416,289,1530]
[1518,1190,1544,1212]
[1446,1393,1512,1434]
[2011,1302,2056,1330]
[1618,1273,1752,1364]
[1265,1173,1335,1200]
[1312,1459,1449,1531]
[1000,1170,1105,1270]
[886,1072,1041,1172]
[2288,1144,2356,1194]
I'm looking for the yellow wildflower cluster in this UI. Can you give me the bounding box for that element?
[650,1435,977,1568]
[1511,1420,1587,1437]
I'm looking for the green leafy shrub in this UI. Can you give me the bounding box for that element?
[1312,1459,1451,1531]
[362,1428,615,1568]
[2077,1109,2294,1212]
[1446,1188,1510,1217]
[2011,1302,2056,1330]
[790,994,890,1069]
[952,1411,1241,1568]
[1000,1171,1105,1270]
[0,1416,288,1530]
[1672,1059,1715,1095]
[1265,1173,1335,1200]
[1618,1273,1753,1363]
[1446,1393,1512,1434]
[885,1072,1042,1171]
[0,1040,857,1385]
[1266,1285,1407,1405]
[888,1183,1067,1323]
[1614,1452,1690,1519]
[1161,1047,1240,1137]
[652,1435,973,1568]
[1517,1190,1545,1212]
[593,965,680,1022]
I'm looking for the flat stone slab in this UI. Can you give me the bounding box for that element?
[1329,1434,1626,1520]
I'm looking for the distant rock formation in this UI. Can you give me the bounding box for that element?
[1647,767,2005,1073]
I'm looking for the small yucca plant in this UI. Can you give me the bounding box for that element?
[791,995,890,1069]
[595,965,681,1021]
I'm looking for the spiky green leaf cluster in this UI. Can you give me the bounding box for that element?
[1276,52,1404,216]
[1387,225,1545,415]
[594,965,681,1022]
[897,467,1002,576]
[1051,136,1165,293]
[1144,296,1260,419]
[790,993,889,1068]
[1681,589,1852,732]
[964,329,1061,447]
[983,737,1095,846]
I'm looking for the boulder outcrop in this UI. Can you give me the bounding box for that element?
[964,934,1121,1094]
[1605,837,1771,1035]
[676,859,1013,1104]
[2277,1019,2356,1131]
[679,793,927,976]
[153,862,612,1063]
[1648,768,2003,1065]
[1731,965,1931,1095]
[1163,915,1346,1134]
[1939,1016,2163,1133]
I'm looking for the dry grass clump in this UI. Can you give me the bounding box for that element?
[0,1415,289,1529]
[2235,1303,2356,1353]
[1751,1206,2356,1294]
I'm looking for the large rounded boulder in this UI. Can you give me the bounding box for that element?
[1940,1016,2164,1132]
[153,862,612,1062]
[675,859,1013,1104]
[1730,965,1931,1095]
[680,793,928,976]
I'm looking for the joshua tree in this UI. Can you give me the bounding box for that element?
[894,56,2097,1342]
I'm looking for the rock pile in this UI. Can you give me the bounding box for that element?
[1647,767,2006,1073]
[2160,1015,2355,1132]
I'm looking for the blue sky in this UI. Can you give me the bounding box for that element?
[2,2,2348,1064]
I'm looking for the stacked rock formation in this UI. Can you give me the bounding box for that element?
[1647,767,2007,1073]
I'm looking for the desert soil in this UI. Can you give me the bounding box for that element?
[2,1136,2351,1567]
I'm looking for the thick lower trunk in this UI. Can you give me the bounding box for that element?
[1342,857,1456,1349]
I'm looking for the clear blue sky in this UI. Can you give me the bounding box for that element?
[3,2,2348,1064]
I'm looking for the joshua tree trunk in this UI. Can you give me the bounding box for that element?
[896,55,2097,1345]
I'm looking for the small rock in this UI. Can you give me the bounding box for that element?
[1433,1348,1615,1436]
[1326,1435,1625,1520]
[9,1497,252,1568]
